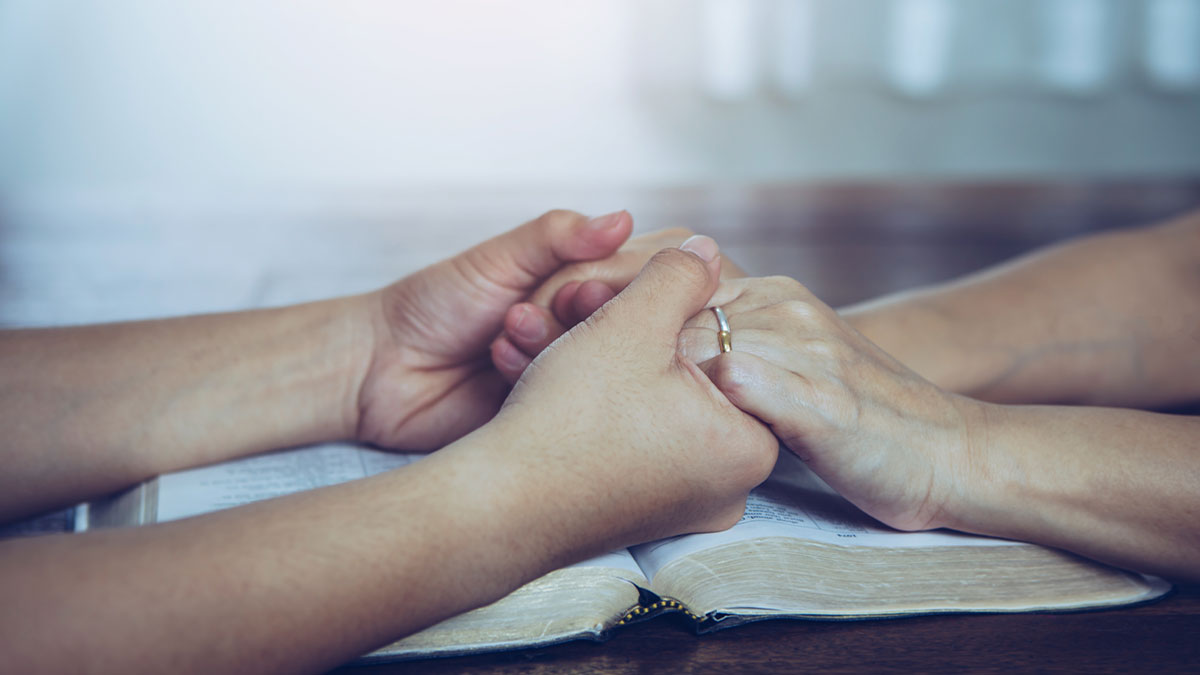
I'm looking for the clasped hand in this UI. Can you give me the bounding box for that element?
[350,210,776,547]
[354,209,635,450]
[357,207,979,542]
[496,250,984,535]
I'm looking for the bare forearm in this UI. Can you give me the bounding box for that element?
[0,431,577,674]
[945,403,1200,581]
[0,236,783,672]
[0,297,373,521]
[843,211,1200,407]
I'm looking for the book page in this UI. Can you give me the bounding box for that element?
[155,443,422,522]
[153,442,648,580]
[631,450,1018,581]
[569,549,646,580]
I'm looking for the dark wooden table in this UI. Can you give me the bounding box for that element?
[2,181,1198,672]
[350,591,1200,673]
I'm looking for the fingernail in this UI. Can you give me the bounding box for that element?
[511,305,546,342]
[587,211,625,230]
[680,234,718,262]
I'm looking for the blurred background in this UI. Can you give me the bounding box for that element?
[2,0,1199,189]
[4,0,1198,537]
[0,0,1198,329]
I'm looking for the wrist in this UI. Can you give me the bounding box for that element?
[321,292,382,443]
[121,296,379,473]
[482,408,658,562]
[433,418,593,579]
[247,295,379,447]
[936,397,1016,537]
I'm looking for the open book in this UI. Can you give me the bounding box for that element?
[86,444,1170,663]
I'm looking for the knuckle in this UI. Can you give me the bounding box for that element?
[537,209,585,231]
[710,356,751,401]
[801,336,853,364]
[766,275,806,295]
[709,362,741,400]
[829,340,856,363]
[804,337,836,360]
[776,300,822,324]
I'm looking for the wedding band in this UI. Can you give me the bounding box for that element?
[713,306,732,353]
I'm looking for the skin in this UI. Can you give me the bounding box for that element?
[0,213,778,673]
[0,209,635,522]
[498,210,1200,581]
[840,209,1200,408]
[682,278,1200,582]
[491,227,745,383]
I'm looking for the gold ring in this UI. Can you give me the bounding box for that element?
[713,306,732,354]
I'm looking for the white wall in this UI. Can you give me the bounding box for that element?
[1,0,1198,189]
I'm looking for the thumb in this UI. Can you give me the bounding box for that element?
[598,235,722,347]
[459,209,633,292]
